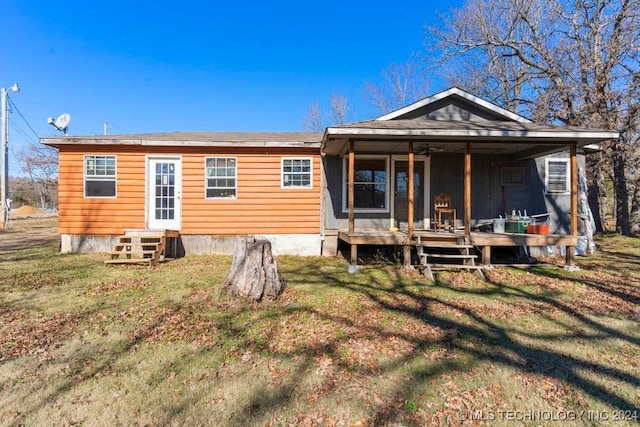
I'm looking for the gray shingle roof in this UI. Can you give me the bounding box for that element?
[41,131,323,147]
[331,119,616,136]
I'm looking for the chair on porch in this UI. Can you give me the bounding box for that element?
[434,193,456,231]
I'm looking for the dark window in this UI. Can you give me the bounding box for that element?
[343,157,388,210]
[501,167,524,186]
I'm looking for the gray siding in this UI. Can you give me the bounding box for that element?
[323,151,582,233]
[534,151,584,234]
[430,154,546,225]
[323,156,394,230]
[394,98,511,122]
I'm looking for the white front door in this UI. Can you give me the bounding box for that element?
[148,157,182,230]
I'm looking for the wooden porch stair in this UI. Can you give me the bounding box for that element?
[105,229,169,267]
[415,236,485,281]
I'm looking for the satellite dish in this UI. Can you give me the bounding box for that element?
[54,114,71,132]
[48,113,71,134]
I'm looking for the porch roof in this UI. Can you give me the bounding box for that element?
[322,119,619,158]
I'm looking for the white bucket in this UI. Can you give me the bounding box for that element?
[493,218,505,233]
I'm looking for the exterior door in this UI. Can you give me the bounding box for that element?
[394,160,424,229]
[148,157,181,230]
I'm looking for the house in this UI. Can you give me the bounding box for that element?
[41,88,618,270]
[40,131,324,257]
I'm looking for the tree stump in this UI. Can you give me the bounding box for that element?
[220,237,285,301]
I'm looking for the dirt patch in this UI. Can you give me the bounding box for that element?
[0,216,59,252]
[10,205,45,215]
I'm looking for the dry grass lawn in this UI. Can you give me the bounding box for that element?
[0,218,639,426]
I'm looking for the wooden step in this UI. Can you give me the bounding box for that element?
[418,263,486,281]
[428,264,484,270]
[104,258,157,266]
[123,229,167,238]
[109,250,159,257]
[416,243,474,249]
[105,229,170,267]
[415,239,485,280]
[114,243,161,249]
[419,253,477,259]
[117,237,163,243]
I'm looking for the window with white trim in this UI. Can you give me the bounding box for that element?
[282,158,312,188]
[545,158,570,193]
[84,155,116,197]
[206,157,237,198]
[342,156,389,212]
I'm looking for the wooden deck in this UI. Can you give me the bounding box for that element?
[338,229,578,268]
[468,231,577,265]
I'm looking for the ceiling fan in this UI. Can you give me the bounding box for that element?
[414,144,444,155]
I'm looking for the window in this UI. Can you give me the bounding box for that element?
[501,166,524,186]
[342,156,389,212]
[282,158,312,188]
[206,157,237,198]
[545,158,569,193]
[84,155,116,197]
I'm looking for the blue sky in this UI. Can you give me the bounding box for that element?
[3,0,462,175]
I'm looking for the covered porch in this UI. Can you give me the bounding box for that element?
[322,119,617,273]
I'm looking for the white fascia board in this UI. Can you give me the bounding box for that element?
[375,87,532,123]
[41,138,321,148]
[325,126,619,141]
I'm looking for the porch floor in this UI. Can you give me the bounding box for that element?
[338,229,578,267]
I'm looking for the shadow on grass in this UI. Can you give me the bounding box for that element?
[210,255,637,425]
[2,243,639,425]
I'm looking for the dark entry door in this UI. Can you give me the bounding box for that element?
[394,160,424,228]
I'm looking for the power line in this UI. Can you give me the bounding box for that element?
[8,98,40,140]
[17,96,110,135]
[8,118,38,145]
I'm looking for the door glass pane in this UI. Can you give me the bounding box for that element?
[394,161,424,223]
[154,162,175,221]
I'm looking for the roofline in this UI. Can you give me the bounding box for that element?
[325,126,619,141]
[40,137,322,149]
[374,87,533,123]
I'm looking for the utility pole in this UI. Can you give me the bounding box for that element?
[1,83,19,229]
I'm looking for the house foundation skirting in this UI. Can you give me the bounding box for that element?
[60,234,120,253]
[60,233,323,256]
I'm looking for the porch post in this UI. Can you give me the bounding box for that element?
[405,141,414,268]
[348,140,355,235]
[566,143,578,269]
[348,140,357,267]
[408,142,414,234]
[464,142,471,237]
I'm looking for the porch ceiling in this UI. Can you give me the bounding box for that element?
[322,119,619,159]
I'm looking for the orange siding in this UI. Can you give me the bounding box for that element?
[58,145,321,235]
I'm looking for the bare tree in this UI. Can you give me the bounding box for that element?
[17,143,59,210]
[428,0,640,234]
[302,102,324,132]
[364,59,430,115]
[302,94,349,131]
[329,94,348,125]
